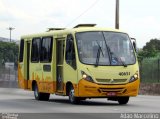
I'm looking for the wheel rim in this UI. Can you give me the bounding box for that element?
[69,88,75,103]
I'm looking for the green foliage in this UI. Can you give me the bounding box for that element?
[138,49,157,58]
[138,39,160,62]
[140,57,160,83]
[157,53,160,58]
[143,39,160,51]
[138,39,160,83]
[0,41,19,64]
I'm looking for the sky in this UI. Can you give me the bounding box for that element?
[0,0,160,48]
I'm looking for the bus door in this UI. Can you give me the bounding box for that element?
[26,41,30,88]
[19,40,30,89]
[56,38,65,92]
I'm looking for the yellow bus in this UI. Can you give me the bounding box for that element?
[18,24,140,104]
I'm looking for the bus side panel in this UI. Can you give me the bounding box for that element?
[18,63,27,89]
[37,71,56,94]
[38,81,56,94]
[29,61,56,93]
[29,36,56,94]
[63,63,78,95]
[28,69,56,93]
[18,40,28,89]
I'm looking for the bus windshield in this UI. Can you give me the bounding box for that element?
[76,31,136,66]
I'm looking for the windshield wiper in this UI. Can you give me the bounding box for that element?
[95,41,104,67]
[102,32,127,67]
[108,47,127,67]
[111,54,127,67]
[118,56,127,67]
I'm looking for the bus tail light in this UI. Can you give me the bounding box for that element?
[81,71,94,83]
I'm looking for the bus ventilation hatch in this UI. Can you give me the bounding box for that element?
[74,24,96,28]
[47,28,65,32]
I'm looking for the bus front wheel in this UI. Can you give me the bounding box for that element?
[69,85,79,104]
[34,83,50,101]
[117,97,129,105]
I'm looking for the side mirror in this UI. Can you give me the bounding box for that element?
[131,38,137,52]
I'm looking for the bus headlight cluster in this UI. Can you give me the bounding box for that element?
[81,71,94,83]
[129,72,139,83]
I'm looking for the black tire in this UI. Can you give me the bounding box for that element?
[79,97,86,101]
[68,85,79,104]
[118,97,129,105]
[34,83,50,101]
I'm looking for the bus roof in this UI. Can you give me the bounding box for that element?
[21,26,127,40]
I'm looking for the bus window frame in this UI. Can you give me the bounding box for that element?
[40,36,53,63]
[65,34,77,70]
[31,37,41,63]
[75,31,137,66]
[19,39,24,62]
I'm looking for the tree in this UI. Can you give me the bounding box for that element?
[143,39,160,51]
[0,41,19,65]
[138,39,160,59]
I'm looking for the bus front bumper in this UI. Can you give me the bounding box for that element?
[77,79,140,97]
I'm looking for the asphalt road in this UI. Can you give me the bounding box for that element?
[0,88,160,119]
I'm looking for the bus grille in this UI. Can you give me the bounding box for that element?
[96,79,111,83]
[96,78,127,84]
[99,88,125,93]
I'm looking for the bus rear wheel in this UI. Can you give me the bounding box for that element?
[68,85,79,104]
[117,97,129,105]
[34,83,50,101]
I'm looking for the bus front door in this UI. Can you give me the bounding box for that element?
[56,39,65,92]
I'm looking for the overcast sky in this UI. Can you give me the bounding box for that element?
[0,0,160,48]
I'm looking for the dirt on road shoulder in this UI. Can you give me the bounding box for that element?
[139,83,160,95]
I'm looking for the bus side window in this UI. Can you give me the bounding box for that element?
[65,34,76,70]
[31,38,41,62]
[40,37,53,62]
[19,39,24,62]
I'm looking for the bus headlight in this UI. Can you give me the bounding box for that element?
[129,73,139,83]
[81,71,94,83]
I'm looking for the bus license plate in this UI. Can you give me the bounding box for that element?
[107,92,116,96]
